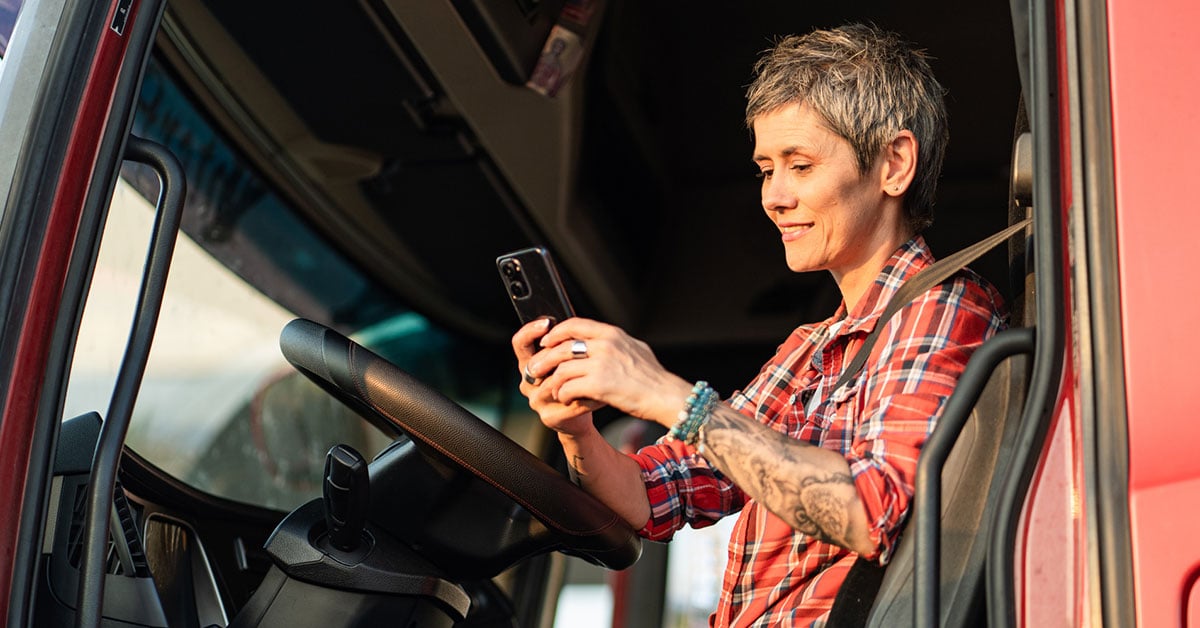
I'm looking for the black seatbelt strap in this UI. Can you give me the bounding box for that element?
[831,218,1032,393]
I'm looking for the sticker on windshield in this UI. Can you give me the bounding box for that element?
[526,25,583,98]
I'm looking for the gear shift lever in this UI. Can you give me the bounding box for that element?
[323,444,369,552]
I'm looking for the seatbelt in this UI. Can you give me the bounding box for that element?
[831,217,1032,393]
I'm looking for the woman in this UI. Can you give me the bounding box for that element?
[513,24,1005,626]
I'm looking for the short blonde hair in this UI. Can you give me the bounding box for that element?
[745,24,948,231]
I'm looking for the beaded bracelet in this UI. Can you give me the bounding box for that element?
[668,381,719,446]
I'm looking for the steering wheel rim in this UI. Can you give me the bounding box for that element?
[278,318,641,572]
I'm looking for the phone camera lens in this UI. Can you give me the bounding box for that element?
[510,280,529,298]
[501,260,521,278]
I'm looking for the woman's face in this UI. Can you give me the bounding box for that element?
[752,103,908,286]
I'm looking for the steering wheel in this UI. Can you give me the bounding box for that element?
[278,318,641,578]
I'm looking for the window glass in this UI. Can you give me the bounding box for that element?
[554,521,731,628]
[0,0,20,60]
[63,56,526,511]
[662,520,735,626]
[552,416,730,627]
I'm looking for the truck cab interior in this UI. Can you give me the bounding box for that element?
[0,0,1097,626]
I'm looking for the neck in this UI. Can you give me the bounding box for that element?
[832,227,915,313]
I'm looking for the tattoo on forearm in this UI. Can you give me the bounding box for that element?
[789,473,854,544]
[568,454,585,487]
[702,408,857,547]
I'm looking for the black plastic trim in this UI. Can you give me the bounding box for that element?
[118,447,285,525]
[1074,0,1135,624]
[986,0,1070,624]
[119,447,285,614]
[361,0,438,102]
[76,135,186,628]
[915,327,1035,627]
[263,499,471,619]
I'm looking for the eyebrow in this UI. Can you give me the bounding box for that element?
[752,145,806,162]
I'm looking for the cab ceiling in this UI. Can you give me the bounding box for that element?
[155,0,1020,365]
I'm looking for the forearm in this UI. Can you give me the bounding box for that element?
[558,426,652,530]
[699,404,875,555]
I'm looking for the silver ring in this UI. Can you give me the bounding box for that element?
[571,339,589,359]
[523,364,538,385]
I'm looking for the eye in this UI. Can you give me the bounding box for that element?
[790,164,811,173]
[755,169,773,180]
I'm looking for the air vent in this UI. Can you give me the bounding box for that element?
[112,480,151,578]
[65,484,92,571]
[65,481,150,578]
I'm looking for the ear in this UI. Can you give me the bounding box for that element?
[880,130,918,197]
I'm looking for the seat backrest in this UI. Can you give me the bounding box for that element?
[863,353,1030,627]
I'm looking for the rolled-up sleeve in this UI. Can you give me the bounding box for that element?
[630,335,808,542]
[843,278,1005,562]
[630,436,749,541]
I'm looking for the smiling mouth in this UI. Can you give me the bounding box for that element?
[779,223,813,240]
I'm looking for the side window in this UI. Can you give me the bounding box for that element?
[63,56,530,512]
[0,0,20,61]
[662,521,735,624]
[552,419,732,627]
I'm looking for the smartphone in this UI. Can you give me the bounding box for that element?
[496,247,575,327]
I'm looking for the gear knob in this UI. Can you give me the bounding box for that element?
[323,444,369,552]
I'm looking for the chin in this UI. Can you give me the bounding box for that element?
[783,254,821,274]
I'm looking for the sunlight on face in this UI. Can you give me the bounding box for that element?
[752,103,909,298]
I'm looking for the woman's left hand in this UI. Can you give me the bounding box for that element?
[524,318,693,429]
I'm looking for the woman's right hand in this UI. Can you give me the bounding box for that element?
[512,318,605,436]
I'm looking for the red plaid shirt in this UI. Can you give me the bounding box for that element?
[631,236,1006,627]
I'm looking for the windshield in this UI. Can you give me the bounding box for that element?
[63,56,529,511]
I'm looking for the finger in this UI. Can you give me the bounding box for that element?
[512,318,553,359]
[526,382,557,411]
[572,398,607,415]
[538,397,605,420]
[541,358,598,405]
[525,341,582,382]
[526,334,603,390]
[530,360,585,405]
[540,317,614,348]
[527,382,599,420]
[547,336,598,370]
[519,362,541,389]
[553,373,597,407]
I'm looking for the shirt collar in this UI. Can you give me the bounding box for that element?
[827,235,935,338]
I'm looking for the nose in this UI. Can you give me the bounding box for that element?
[761,173,797,214]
